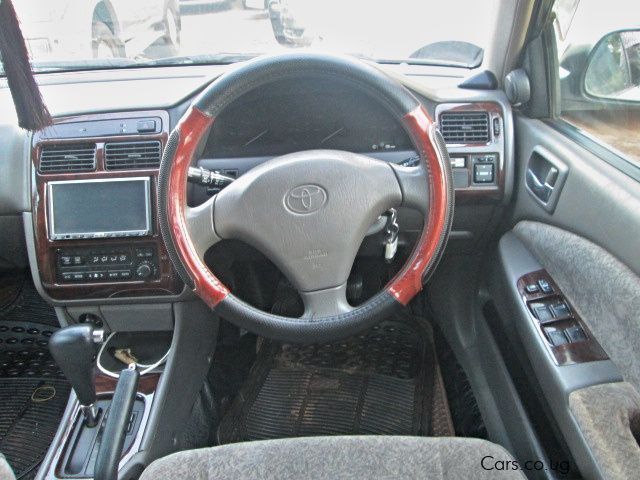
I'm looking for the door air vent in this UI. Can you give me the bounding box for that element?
[105,141,162,170]
[39,144,97,173]
[440,111,490,144]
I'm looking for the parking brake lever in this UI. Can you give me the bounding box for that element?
[94,364,139,480]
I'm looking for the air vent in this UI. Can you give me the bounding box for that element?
[440,111,490,144]
[105,141,162,170]
[39,144,96,173]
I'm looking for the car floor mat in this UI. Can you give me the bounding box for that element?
[0,378,70,480]
[0,274,60,328]
[217,314,454,444]
[0,272,69,479]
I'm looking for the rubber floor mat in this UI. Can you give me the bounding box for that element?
[0,322,64,379]
[218,317,454,444]
[0,378,70,479]
[0,276,59,328]
[0,273,68,478]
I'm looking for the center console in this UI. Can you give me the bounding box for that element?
[30,111,183,301]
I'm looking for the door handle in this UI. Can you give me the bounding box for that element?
[526,166,558,203]
[525,147,567,213]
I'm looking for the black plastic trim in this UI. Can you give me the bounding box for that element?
[458,70,498,90]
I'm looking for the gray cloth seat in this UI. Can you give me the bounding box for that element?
[140,436,525,479]
[0,453,15,480]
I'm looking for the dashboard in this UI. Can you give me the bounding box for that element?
[0,64,513,305]
[203,78,413,158]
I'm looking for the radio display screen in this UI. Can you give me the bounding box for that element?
[48,178,151,240]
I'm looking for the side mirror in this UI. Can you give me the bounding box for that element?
[584,29,640,102]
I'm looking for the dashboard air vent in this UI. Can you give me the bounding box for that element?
[39,144,96,173]
[105,141,162,170]
[440,111,490,144]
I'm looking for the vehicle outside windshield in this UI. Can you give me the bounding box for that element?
[5,0,499,74]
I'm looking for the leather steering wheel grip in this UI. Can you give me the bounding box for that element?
[158,53,453,343]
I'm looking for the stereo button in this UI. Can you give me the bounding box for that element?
[86,272,106,281]
[136,263,153,279]
[60,256,72,266]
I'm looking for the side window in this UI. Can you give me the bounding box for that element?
[553,0,640,166]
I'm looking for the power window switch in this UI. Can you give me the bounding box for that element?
[565,324,587,343]
[530,303,554,323]
[550,302,570,318]
[538,278,553,294]
[525,284,540,294]
[545,327,569,347]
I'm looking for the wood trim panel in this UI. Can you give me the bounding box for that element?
[31,110,183,300]
[517,270,608,365]
[95,372,160,395]
[436,101,506,204]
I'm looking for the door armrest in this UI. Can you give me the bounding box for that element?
[570,382,640,480]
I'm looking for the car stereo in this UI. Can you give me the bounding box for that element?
[47,178,152,240]
[55,245,159,283]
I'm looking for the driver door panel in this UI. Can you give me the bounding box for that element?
[488,115,640,479]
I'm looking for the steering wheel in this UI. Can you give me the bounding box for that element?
[159,53,453,343]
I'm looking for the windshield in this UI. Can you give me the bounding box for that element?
[5,0,499,74]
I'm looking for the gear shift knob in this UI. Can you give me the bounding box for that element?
[50,325,103,425]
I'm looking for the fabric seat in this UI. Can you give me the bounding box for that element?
[140,436,526,479]
[0,453,15,480]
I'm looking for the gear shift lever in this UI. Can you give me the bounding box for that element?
[49,324,104,427]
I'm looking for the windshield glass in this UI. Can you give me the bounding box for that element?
[5,0,499,74]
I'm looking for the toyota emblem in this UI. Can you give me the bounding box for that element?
[284,185,328,214]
